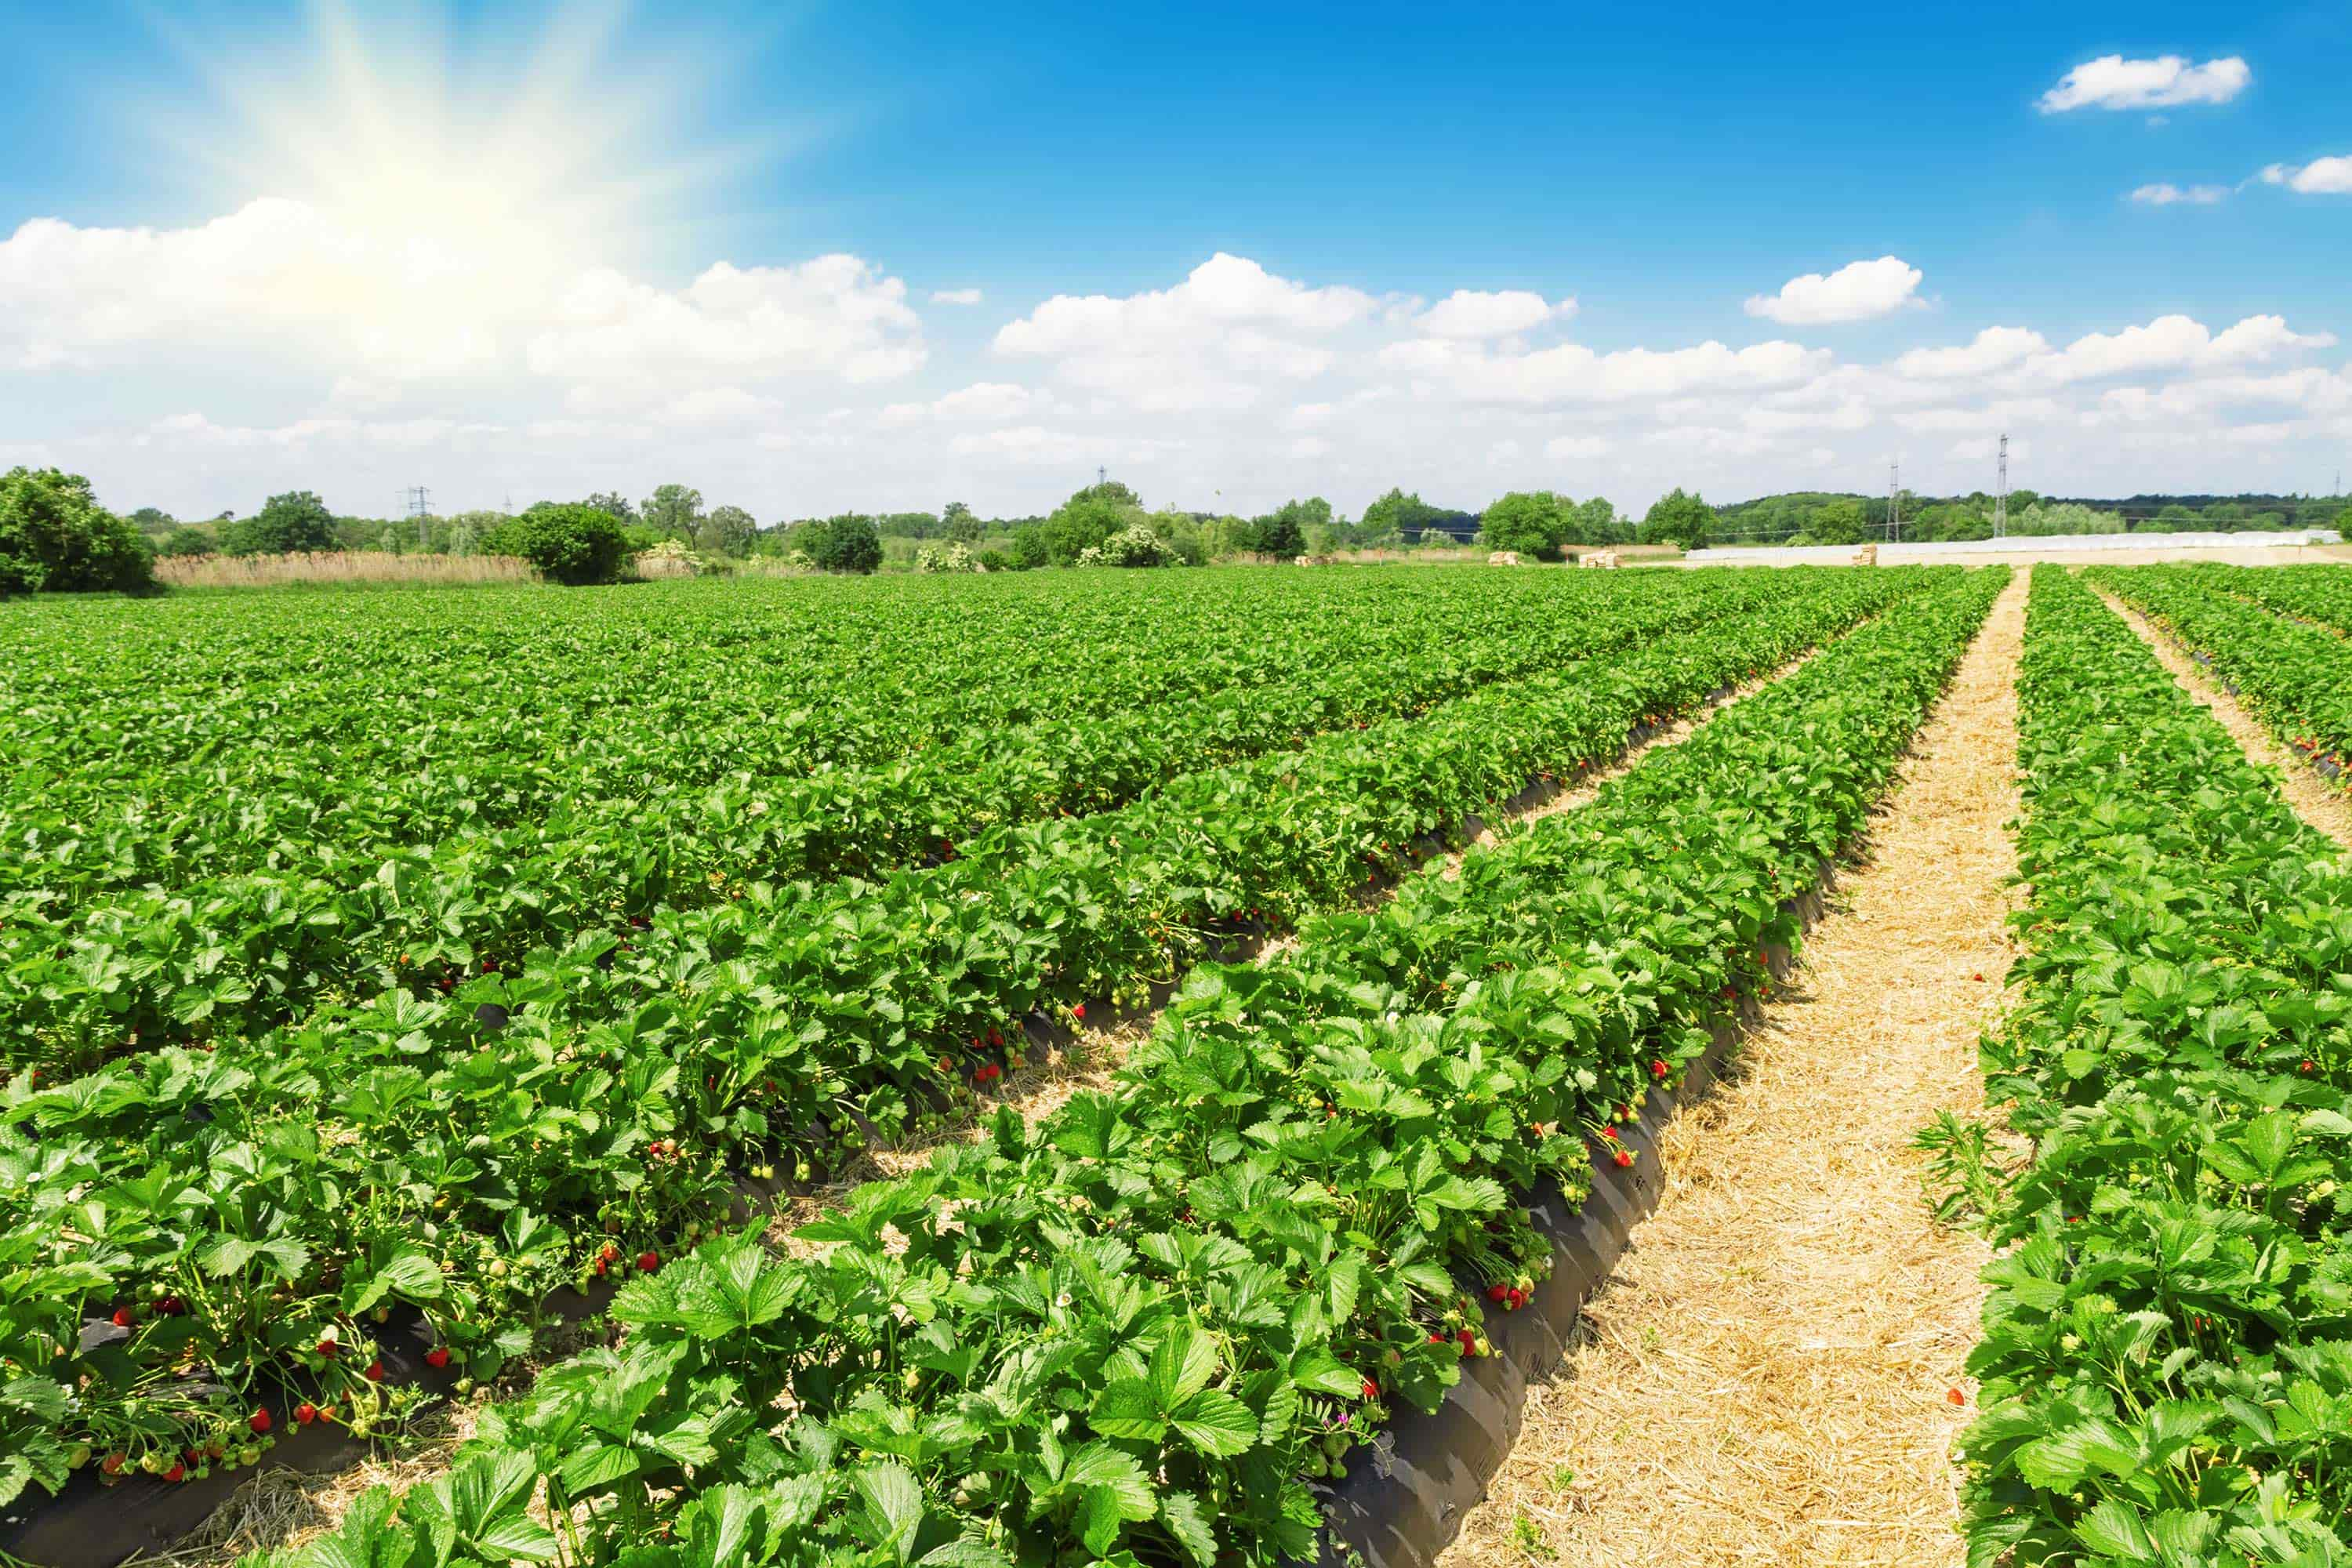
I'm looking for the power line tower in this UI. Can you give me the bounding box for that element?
[1095,466,1107,489]
[1886,461,1901,544]
[1994,434,2009,539]
[404,485,432,550]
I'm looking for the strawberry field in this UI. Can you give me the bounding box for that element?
[16,557,2352,1568]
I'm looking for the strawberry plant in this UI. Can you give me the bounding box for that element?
[1948,567,2352,1564]
[179,568,2006,1566]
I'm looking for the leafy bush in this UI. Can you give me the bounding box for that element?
[487,503,630,585]
[807,514,883,574]
[1077,524,1181,568]
[0,466,157,595]
[914,541,982,573]
[978,547,1014,572]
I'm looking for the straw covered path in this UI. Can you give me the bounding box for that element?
[1439,572,2030,1568]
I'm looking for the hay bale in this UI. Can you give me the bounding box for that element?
[1487,550,1522,567]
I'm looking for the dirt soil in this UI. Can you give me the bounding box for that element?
[1439,572,2030,1568]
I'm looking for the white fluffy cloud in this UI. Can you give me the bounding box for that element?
[1893,326,2050,380]
[2023,313,2335,384]
[2130,182,2230,205]
[1410,289,1575,339]
[2038,55,2250,113]
[2259,158,2352,194]
[1380,336,1828,405]
[0,199,925,393]
[1743,256,1923,325]
[930,288,984,305]
[525,257,922,387]
[9,228,2347,523]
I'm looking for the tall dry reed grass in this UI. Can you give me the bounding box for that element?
[154,552,538,590]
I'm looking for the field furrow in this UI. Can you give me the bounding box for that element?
[1439,572,2027,1567]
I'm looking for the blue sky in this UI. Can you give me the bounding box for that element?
[1,0,2346,521]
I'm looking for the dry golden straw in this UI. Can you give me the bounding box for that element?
[1440,573,2030,1568]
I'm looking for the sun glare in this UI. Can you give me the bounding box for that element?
[129,0,771,376]
[199,5,741,260]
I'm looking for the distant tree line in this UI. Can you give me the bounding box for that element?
[1711,489,2349,546]
[19,470,2347,597]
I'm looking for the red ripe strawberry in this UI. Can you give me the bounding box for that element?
[111,1307,135,1328]
[638,1250,661,1274]
[365,1360,385,1383]
[158,1295,185,1316]
[1599,1127,1617,1142]
[317,1338,337,1359]
[593,1256,608,1276]
[1946,1387,1965,1406]
[1072,1003,1087,1022]
[1360,1376,1378,1399]
[2303,1061,2318,1074]
[1508,1287,1526,1309]
[294,1403,318,1425]
[989,1029,1003,1047]
[1650,1060,1668,1080]
[163,1462,186,1483]
[1613,1149,1634,1168]
[1456,1329,1476,1358]
[1487,1283,1509,1302]
[102,1453,125,1475]
[249,1407,271,1434]
[1427,1332,1446,1345]
[425,1346,451,1369]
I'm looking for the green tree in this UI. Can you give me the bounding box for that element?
[808,514,883,574]
[1044,488,1133,565]
[0,467,158,595]
[486,503,628,584]
[156,525,216,557]
[1573,497,1622,543]
[1808,499,1869,546]
[128,506,176,535]
[585,492,637,524]
[942,502,982,545]
[1638,488,1713,550]
[1009,521,1051,569]
[1479,491,1571,559]
[1069,478,1142,508]
[223,490,339,556]
[641,484,703,539]
[1363,488,1447,539]
[697,504,757,557]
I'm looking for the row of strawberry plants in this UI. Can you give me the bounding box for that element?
[0,568,1639,907]
[223,568,2006,1568]
[2089,563,2352,784]
[1952,566,2352,1565]
[6,572,1785,1066]
[0,570,1939,1500]
[2179,561,2352,636]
